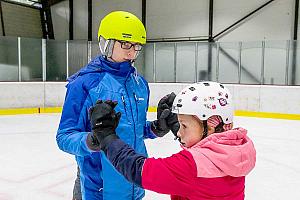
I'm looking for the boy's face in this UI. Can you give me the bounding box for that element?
[177,114,204,148]
[111,40,140,62]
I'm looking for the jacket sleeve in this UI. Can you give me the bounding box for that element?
[144,121,157,139]
[56,78,95,156]
[103,138,146,187]
[103,138,197,197]
[141,150,197,197]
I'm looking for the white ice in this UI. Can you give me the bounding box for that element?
[0,113,300,200]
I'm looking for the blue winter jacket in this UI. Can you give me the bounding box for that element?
[56,55,156,200]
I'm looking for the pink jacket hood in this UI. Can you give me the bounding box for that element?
[185,127,256,178]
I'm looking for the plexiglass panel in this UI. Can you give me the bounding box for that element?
[134,48,145,77]
[20,37,42,81]
[68,40,88,76]
[288,40,300,85]
[208,42,217,82]
[155,43,175,82]
[91,41,100,61]
[0,36,18,81]
[197,42,209,81]
[218,42,239,83]
[46,40,67,81]
[295,41,300,85]
[176,42,196,83]
[240,41,262,84]
[296,41,300,86]
[144,43,154,82]
[264,40,287,85]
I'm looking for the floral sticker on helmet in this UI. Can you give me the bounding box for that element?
[192,96,198,101]
[189,87,195,91]
[218,98,227,106]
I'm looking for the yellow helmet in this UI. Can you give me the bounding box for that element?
[98,11,146,44]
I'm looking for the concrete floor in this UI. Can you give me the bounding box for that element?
[0,113,299,200]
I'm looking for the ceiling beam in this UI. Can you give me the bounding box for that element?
[48,0,65,6]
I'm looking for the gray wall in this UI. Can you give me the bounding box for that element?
[50,0,298,42]
[212,0,294,41]
[51,0,69,40]
[73,0,88,40]
[1,1,42,38]
[147,0,209,39]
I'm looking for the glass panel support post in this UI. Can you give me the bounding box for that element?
[18,37,21,82]
[260,41,265,84]
[285,40,290,85]
[42,39,47,81]
[216,43,220,82]
[238,42,242,84]
[153,43,156,82]
[88,41,92,62]
[195,42,199,82]
[174,43,177,82]
[66,40,69,78]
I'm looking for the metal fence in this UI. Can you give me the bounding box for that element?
[0,36,299,85]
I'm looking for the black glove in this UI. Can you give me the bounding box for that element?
[151,92,180,137]
[87,100,121,151]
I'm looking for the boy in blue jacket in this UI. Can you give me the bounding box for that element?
[56,11,179,200]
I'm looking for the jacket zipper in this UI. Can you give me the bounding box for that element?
[125,76,137,199]
[133,92,139,122]
[121,95,129,121]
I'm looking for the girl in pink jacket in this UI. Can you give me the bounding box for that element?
[88,81,256,200]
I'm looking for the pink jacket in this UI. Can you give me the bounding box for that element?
[142,127,256,200]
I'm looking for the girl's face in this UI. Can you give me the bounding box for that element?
[177,114,204,148]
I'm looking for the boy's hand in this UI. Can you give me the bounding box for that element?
[151,92,180,137]
[87,100,121,150]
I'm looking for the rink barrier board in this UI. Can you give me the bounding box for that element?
[1,107,300,120]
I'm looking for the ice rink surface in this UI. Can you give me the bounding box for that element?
[0,112,300,200]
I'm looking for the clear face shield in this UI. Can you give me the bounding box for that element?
[99,36,114,58]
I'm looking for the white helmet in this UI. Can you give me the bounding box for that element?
[172,81,234,124]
